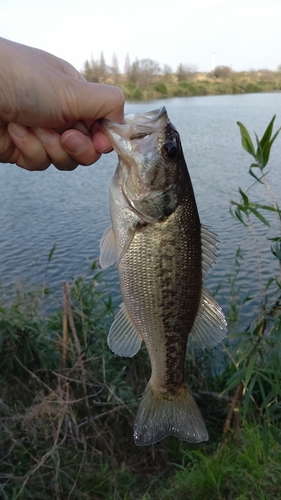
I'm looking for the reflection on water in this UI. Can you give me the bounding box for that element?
[1,93,281,325]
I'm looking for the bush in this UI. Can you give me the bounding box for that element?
[245,82,260,93]
[154,82,167,95]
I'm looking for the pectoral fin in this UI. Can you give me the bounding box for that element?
[116,227,136,265]
[99,223,138,269]
[99,226,117,269]
[190,286,227,349]
[108,303,142,357]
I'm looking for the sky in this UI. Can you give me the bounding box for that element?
[1,0,281,73]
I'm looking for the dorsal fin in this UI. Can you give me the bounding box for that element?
[201,225,218,278]
[190,286,227,349]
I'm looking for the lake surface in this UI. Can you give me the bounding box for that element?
[1,93,281,326]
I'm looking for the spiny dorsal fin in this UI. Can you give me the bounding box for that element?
[190,286,227,349]
[99,225,117,269]
[201,225,219,278]
[108,302,142,357]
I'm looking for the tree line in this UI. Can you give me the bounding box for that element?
[83,52,202,85]
[82,52,281,100]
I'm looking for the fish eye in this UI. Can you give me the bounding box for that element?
[162,141,178,160]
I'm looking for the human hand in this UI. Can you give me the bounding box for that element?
[0,38,124,171]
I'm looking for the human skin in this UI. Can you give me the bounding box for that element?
[0,37,125,171]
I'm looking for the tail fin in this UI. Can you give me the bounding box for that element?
[134,382,208,446]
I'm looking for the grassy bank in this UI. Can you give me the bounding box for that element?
[120,75,281,101]
[1,269,281,500]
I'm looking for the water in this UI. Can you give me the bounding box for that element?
[1,93,281,324]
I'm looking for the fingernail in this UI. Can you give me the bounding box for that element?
[10,123,28,139]
[61,132,85,154]
[98,145,113,154]
[93,133,112,153]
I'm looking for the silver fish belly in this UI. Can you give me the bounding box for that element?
[99,107,227,446]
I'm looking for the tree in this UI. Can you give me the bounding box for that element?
[99,52,108,83]
[127,58,161,87]
[127,58,140,84]
[82,58,100,82]
[83,60,92,81]
[124,53,131,76]
[213,65,233,79]
[111,53,120,83]
[163,64,173,76]
[162,64,174,84]
[82,52,110,83]
[177,63,198,82]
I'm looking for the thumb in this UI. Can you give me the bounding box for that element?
[66,81,125,125]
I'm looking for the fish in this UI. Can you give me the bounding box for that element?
[98,107,227,446]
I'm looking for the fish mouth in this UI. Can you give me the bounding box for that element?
[98,107,169,158]
[124,106,167,129]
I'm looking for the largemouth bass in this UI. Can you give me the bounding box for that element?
[99,107,227,446]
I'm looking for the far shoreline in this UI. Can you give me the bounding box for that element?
[83,63,281,102]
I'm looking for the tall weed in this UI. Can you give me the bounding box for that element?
[224,115,281,449]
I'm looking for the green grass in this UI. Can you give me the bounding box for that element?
[161,425,281,500]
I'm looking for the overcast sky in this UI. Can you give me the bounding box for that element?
[2,0,281,73]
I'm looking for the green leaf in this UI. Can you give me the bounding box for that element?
[239,187,249,209]
[237,121,256,157]
[261,118,281,168]
[245,351,257,388]
[235,208,248,225]
[269,236,281,241]
[249,164,264,183]
[224,367,247,393]
[243,373,257,417]
[260,115,276,149]
[265,277,278,291]
[269,126,281,149]
[48,244,56,262]
[249,207,270,226]
[238,341,255,363]
[260,116,281,168]
[258,204,280,212]
[271,242,281,260]
[230,203,249,226]
[257,376,268,415]
[255,134,265,169]
[269,426,281,445]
